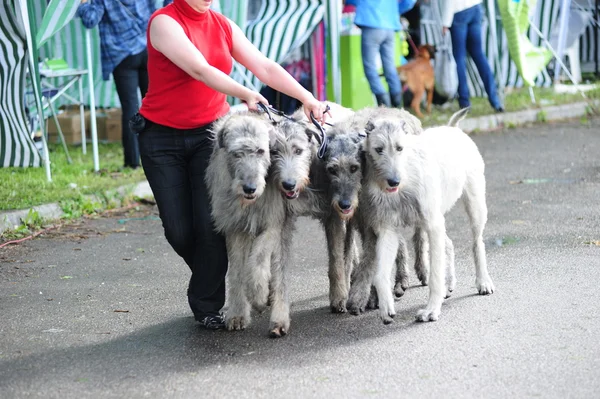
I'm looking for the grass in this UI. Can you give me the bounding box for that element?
[420,85,600,127]
[0,142,146,211]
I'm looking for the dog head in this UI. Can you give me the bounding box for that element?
[418,44,436,60]
[362,110,416,194]
[321,118,368,220]
[212,112,274,205]
[270,118,319,200]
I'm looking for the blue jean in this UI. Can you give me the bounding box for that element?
[449,4,501,109]
[112,49,148,168]
[360,27,401,96]
[138,120,228,318]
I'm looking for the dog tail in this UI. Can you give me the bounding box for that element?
[447,107,470,128]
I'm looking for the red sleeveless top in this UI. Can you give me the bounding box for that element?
[139,0,233,129]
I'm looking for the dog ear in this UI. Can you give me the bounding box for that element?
[268,126,278,149]
[364,120,376,136]
[428,45,436,59]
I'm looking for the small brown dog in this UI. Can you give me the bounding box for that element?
[396,44,436,118]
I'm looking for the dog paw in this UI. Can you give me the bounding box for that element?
[394,281,406,298]
[477,278,495,295]
[226,315,248,331]
[347,302,365,315]
[446,274,456,293]
[366,289,378,309]
[330,303,347,314]
[269,323,288,338]
[415,307,440,322]
[380,309,396,325]
[417,272,428,286]
[330,297,348,313]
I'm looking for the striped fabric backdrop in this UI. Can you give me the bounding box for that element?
[577,1,599,69]
[0,1,42,168]
[420,0,561,98]
[31,0,120,109]
[230,0,324,104]
[35,0,79,47]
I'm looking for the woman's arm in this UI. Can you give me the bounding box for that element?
[77,0,105,29]
[149,14,268,109]
[228,20,327,122]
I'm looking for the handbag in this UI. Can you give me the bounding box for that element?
[434,35,458,100]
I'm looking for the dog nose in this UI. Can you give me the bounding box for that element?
[338,199,352,210]
[282,180,296,191]
[242,184,256,194]
[387,178,400,187]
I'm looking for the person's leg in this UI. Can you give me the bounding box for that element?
[113,53,141,168]
[185,125,228,320]
[380,29,403,107]
[466,5,502,110]
[138,124,195,267]
[361,27,390,106]
[449,9,470,108]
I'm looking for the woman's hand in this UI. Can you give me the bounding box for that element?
[241,91,269,111]
[302,96,330,125]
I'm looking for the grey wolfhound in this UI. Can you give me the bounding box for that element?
[347,107,495,324]
[270,103,361,313]
[206,111,292,337]
[271,105,423,311]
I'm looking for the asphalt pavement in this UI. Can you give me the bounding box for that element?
[1,118,599,398]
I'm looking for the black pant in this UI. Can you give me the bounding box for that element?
[113,49,148,168]
[137,120,228,319]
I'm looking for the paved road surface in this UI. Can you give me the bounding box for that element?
[1,119,599,398]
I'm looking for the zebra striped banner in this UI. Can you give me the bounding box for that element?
[577,1,599,71]
[35,0,79,47]
[230,0,324,103]
[0,1,42,168]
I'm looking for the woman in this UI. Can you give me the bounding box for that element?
[137,0,328,329]
[78,0,163,169]
[442,0,504,112]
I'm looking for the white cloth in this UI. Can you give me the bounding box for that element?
[441,0,482,28]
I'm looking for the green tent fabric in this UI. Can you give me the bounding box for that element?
[0,1,42,168]
[230,0,325,103]
[35,0,79,47]
[498,0,553,87]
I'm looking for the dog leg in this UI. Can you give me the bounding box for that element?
[416,216,447,322]
[373,229,400,324]
[445,234,456,297]
[394,233,410,298]
[225,234,252,331]
[246,227,277,312]
[411,85,425,118]
[347,228,378,315]
[426,87,434,114]
[343,219,359,290]
[463,177,495,295]
[268,219,292,338]
[325,214,349,313]
[366,286,378,309]
[413,226,429,286]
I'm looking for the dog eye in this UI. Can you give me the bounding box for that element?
[396,146,403,152]
[257,148,265,156]
[350,165,359,173]
[327,166,337,176]
[375,147,384,155]
[294,148,303,156]
[234,152,243,159]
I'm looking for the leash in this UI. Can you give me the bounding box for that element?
[404,30,420,55]
[257,103,331,159]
